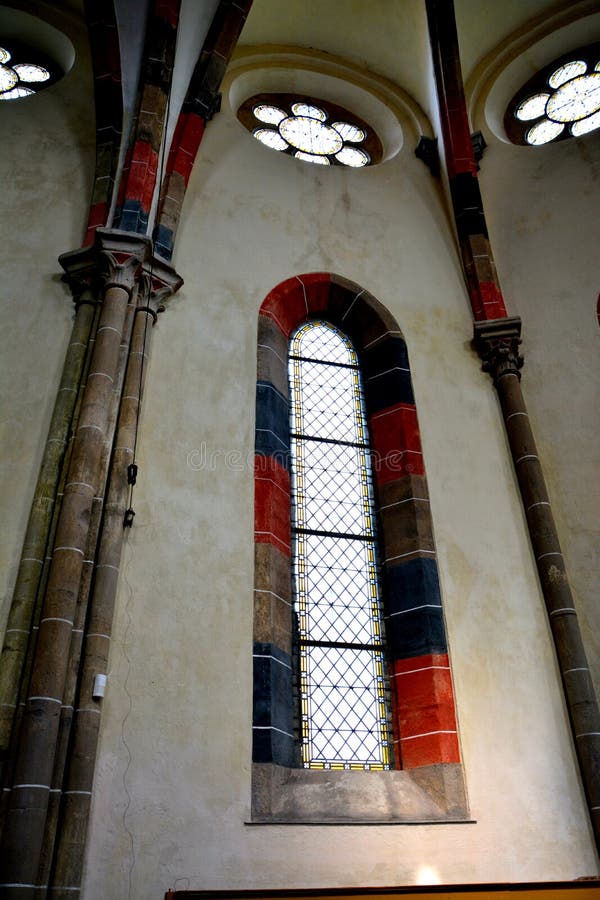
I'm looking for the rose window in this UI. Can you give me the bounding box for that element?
[506,44,600,145]
[237,94,382,167]
[0,41,58,100]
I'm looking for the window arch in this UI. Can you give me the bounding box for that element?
[252,273,467,823]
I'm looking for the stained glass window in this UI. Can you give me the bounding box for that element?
[289,321,391,770]
[0,42,57,101]
[237,93,383,168]
[506,43,600,145]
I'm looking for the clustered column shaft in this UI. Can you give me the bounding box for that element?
[50,271,179,898]
[0,242,140,895]
[0,229,185,899]
[37,297,138,890]
[0,300,97,771]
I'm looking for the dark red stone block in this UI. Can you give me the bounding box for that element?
[260,277,308,337]
[300,272,332,316]
[391,650,460,768]
[254,455,291,556]
[369,403,424,483]
[401,730,460,768]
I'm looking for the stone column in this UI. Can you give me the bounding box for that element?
[474,318,600,850]
[49,259,181,898]
[0,295,97,776]
[0,230,150,898]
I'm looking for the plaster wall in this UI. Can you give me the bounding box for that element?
[78,101,598,895]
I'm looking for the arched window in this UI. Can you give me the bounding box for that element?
[252,273,467,823]
[289,321,391,770]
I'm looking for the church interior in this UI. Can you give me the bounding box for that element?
[0,1,599,897]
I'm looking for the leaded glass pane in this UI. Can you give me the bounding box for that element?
[290,321,390,770]
[571,109,600,136]
[546,73,600,122]
[290,102,327,121]
[13,63,50,83]
[253,104,286,125]
[279,116,343,155]
[334,146,370,167]
[0,63,17,93]
[294,151,330,165]
[548,60,587,88]
[515,93,549,121]
[332,121,366,142]
[0,86,34,100]
[526,119,564,144]
[253,128,288,151]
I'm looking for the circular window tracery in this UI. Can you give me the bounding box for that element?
[506,44,600,145]
[237,93,383,167]
[0,39,59,101]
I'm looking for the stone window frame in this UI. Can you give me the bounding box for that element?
[252,272,469,824]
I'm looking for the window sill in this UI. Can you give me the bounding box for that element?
[251,762,470,824]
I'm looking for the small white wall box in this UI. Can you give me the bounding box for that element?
[92,674,107,699]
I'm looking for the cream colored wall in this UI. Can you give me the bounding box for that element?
[80,96,598,896]
[0,5,94,633]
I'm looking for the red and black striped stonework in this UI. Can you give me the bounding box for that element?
[426,0,506,322]
[83,0,123,245]
[114,0,181,235]
[155,0,253,259]
[253,273,460,770]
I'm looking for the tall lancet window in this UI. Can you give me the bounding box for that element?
[289,321,391,770]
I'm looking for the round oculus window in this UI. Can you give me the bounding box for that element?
[0,39,60,101]
[237,93,383,167]
[505,43,600,145]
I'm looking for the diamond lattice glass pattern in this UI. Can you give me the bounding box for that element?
[290,321,390,770]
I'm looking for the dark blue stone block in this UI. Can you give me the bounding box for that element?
[255,381,290,466]
[365,367,415,413]
[252,725,295,767]
[153,223,174,260]
[361,336,410,380]
[115,199,149,236]
[252,642,295,766]
[385,557,447,658]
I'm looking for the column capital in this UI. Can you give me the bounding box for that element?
[59,229,151,298]
[58,230,182,309]
[473,316,524,382]
[140,253,184,316]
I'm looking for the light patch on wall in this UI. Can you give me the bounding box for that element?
[416,865,442,885]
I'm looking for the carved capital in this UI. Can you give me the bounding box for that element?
[99,252,141,296]
[59,229,153,303]
[473,316,524,382]
[139,254,184,316]
[59,244,99,302]
[95,229,152,297]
